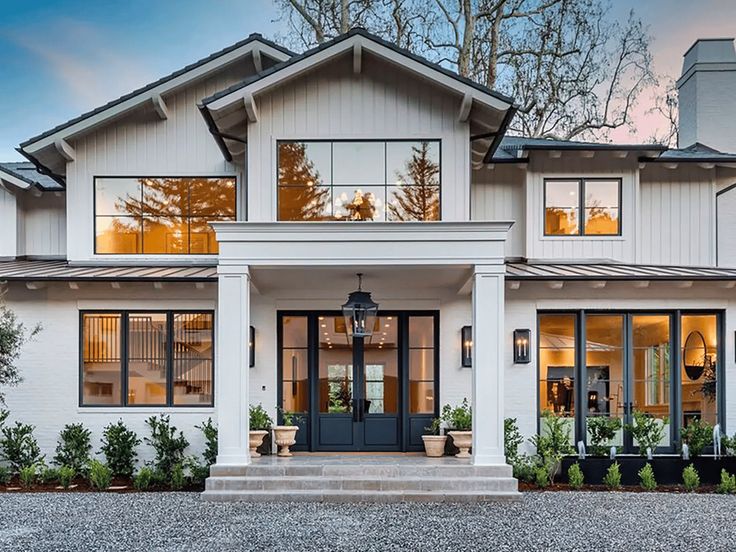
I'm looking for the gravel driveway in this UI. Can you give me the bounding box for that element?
[0,491,734,551]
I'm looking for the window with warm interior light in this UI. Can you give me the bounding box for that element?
[94,177,236,254]
[545,179,621,236]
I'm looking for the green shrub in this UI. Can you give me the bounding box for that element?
[567,462,584,489]
[638,463,657,491]
[185,456,210,487]
[133,467,154,491]
[39,465,59,485]
[57,466,76,489]
[717,469,736,494]
[0,421,44,470]
[88,460,112,490]
[100,420,140,477]
[530,412,573,484]
[722,434,736,456]
[53,423,92,473]
[249,404,274,431]
[603,462,622,490]
[169,462,185,490]
[682,464,700,492]
[511,455,537,483]
[587,416,622,456]
[504,418,524,464]
[534,464,550,488]
[0,465,11,484]
[680,418,712,458]
[19,464,36,488]
[625,411,668,456]
[441,399,472,430]
[144,415,189,475]
[195,418,217,467]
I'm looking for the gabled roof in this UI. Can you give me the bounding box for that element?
[0,162,62,191]
[646,142,736,163]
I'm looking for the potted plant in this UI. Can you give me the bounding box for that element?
[249,404,273,457]
[273,408,300,457]
[421,417,447,457]
[442,399,472,458]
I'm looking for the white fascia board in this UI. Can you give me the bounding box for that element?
[207,36,512,114]
[23,41,290,154]
[0,169,31,190]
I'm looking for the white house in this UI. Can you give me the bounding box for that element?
[2,29,736,498]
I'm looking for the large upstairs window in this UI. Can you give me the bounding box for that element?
[94,177,236,254]
[277,140,441,221]
[544,178,621,236]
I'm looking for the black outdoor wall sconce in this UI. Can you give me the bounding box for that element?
[513,329,531,364]
[249,325,255,368]
[461,325,472,367]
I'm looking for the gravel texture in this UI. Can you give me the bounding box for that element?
[0,491,735,551]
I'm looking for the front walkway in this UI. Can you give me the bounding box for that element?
[0,492,730,551]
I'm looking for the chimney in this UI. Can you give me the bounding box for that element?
[677,38,736,152]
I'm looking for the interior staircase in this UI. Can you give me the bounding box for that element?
[202,455,521,503]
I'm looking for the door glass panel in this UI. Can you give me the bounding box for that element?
[409,316,435,414]
[127,313,168,405]
[363,315,399,414]
[319,316,353,413]
[281,316,309,413]
[585,315,624,450]
[632,315,671,447]
[681,314,718,427]
[539,314,576,444]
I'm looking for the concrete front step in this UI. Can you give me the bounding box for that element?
[205,475,519,493]
[201,489,522,503]
[209,463,513,478]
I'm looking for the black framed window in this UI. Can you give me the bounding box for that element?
[94,177,236,254]
[277,140,441,221]
[544,178,621,236]
[537,310,723,453]
[81,310,214,407]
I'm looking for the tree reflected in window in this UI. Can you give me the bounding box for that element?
[278,142,332,220]
[388,142,440,221]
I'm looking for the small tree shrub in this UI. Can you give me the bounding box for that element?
[682,464,700,492]
[680,418,713,458]
[0,465,11,484]
[53,423,92,473]
[717,469,736,494]
[249,405,274,431]
[587,416,622,456]
[88,460,112,490]
[19,464,36,488]
[144,415,189,476]
[39,465,60,485]
[441,399,472,430]
[0,421,44,470]
[58,466,76,489]
[0,305,41,404]
[186,456,210,487]
[511,455,537,483]
[100,420,140,477]
[534,465,550,488]
[504,418,524,464]
[567,462,584,489]
[638,463,657,491]
[170,462,185,490]
[603,462,622,490]
[626,411,668,456]
[531,412,573,484]
[133,467,154,491]
[196,418,218,467]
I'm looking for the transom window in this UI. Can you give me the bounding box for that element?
[81,311,214,407]
[94,177,236,254]
[544,178,621,236]
[277,140,441,221]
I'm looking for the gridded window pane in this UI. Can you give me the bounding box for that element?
[545,181,580,235]
[127,313,168,405]
[173,313,213,405]
[584,180,620,235]
[681,314,718,427]
[278,186,332,220]
[333,187,385,221]
[189,218,221,254]
[539,314,576,444]
[387,141,440,186]
[82,314,122,405]
[278,142,331,186]
[333,142,384,185]
[409,316,435,414]
[143,217,188,254]
[282,349,309,413]
[95,179,142,216]
[189,178,236,216]
[96,216,142,254]
[319,316,353,413]
[364,316,399,414]
[387,185,440,221]
[142,178,188,215]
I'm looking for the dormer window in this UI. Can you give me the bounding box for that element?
[277,140,441,222]
[544,178,621,236]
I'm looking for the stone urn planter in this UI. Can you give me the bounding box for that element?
[448,431,472,458]
[273,425,299,457]
[249,430,268,457]
[422,435,448,457]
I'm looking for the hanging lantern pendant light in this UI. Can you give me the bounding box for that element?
[342,273,379,338]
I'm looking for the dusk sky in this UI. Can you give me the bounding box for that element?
[1,0,734,160]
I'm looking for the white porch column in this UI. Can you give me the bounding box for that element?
[215,264,251,466]
[471,264,506,466]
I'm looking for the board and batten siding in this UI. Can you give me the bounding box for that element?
[525,154,637,262]
[638,164,715,266]
[19,193,66,257]
[0,186,18,258]
[65,64,248,262]
[716,166,736,267]
[247,54,471,222]
[471,164,526,258]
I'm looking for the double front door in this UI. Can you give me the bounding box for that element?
[279,311,438,452]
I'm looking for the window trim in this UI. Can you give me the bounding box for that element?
[543,177,623,237]
[79,309,216,408]
[536,309,725,453]
[275,139,442,222]
[93,175,238,255]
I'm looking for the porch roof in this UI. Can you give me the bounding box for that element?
[505,261,736,281]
